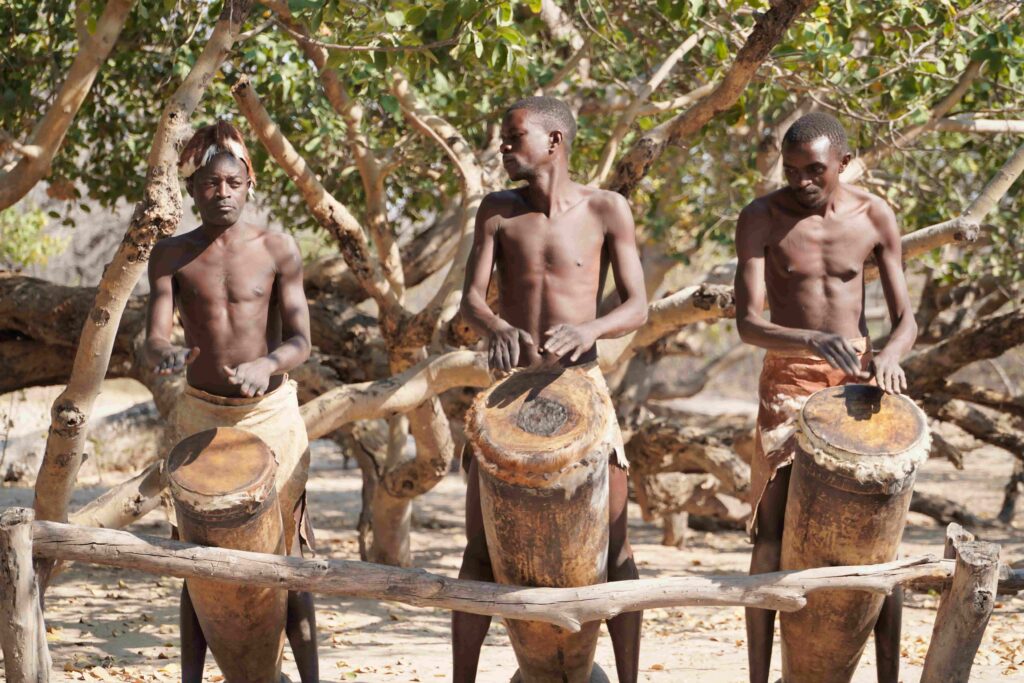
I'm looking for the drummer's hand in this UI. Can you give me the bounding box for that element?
[223,358,275,397]
[153,344,199,375]
[487,321,534,373]
[870,351,907,395]
[540,323,597,366]
[806,331,870,380]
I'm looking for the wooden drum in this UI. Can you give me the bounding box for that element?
[465,368,615,683]
[168,427,288,683]
[780,384,930,683]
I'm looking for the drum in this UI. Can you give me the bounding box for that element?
[780,384,931,683]
[168,427,288,683]
[465,367,615,683]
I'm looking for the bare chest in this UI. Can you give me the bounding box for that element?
[174,249,276,307]
[766,216,877,281]
[497,214,605,274]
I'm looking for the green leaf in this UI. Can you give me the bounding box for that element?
[405,6,428,26]
[380,94,400,116]
[527,0,543,12]
[385,10,405,27]
[439,1,460,38]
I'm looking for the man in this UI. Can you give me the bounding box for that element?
[145,121,319,682]
[453,96,648,682]
[735,112,917,683]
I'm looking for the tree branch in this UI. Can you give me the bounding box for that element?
[231,77,402,316]
[33,518,999,631]
[605,0,817,197]
[591,29,705,185]
[938,381,1024,419]
[934,116,1024,134]
[0,0,136,210]
[264,0,405,299]
[842,60,983,183]
[301,350,491,441]
[389,70,486,348]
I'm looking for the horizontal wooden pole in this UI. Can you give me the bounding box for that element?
[27,516,1008,633]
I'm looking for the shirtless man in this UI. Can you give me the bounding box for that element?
[735,112,917,683]
[453,97,648,683]
[145,121,319,682]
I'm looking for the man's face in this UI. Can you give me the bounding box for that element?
[187,153,250,227]
[500,109,557,181]
[781,136,849,209]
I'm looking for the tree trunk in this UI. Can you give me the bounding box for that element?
[0,508,50,683]
[32,2,251,542]
[920,524,1000,683]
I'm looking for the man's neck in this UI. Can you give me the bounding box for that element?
[198,220,245,244]
[522,162,577,217]
[788,184,843,219]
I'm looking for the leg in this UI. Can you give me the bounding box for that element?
[745,465,791,683]
[180,583,207,683]
[607,464,641,683]
[287,590,319,683]
[284,498,319,683]
[873,585,903,683]
[452,457,494,683]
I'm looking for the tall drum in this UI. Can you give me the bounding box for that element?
[466,368,615,683]
[168,427,288,683]
[780,384,930,683]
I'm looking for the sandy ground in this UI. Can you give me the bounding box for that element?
[0,431,1021,683]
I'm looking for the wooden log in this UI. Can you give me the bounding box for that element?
[920,524,1001,683]
[625,414,752,496]
[30,518,973,632]
[0,508,50,683]
[910,490,1003,530]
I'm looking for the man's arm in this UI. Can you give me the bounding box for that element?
[460,194,534,372]
[870,199,917,394]
[224,234,312,397]
[144,242,198,374]
[543,192,648,363]
[734,201,867,377]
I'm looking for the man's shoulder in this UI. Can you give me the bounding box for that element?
[739,193,778,223]
[150,230,200,264]
[583,186,629,213]
[841,184,896,224]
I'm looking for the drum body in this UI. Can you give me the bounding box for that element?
[466,368,614,683]
[168,427,288,683]
[780,385,930,683]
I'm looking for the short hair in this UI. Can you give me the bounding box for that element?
[178,120,256,187]
[506,96,577,147]
[782,112,849,156]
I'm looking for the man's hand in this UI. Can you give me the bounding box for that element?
[871,351,907,395]
[806,331,871,380]
[153,345,199,376]
[541,323,597,366]
[487,322,535,373]
[223,358,275,397]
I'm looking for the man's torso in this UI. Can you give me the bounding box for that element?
[159,225,284,396]
[759,184,884,339]
[490,187,612,367]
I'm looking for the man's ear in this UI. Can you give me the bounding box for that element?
[549,130,563,152]
[838,151,852,173]
[185,176,195,197]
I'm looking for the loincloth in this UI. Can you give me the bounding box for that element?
[166,377,315,554]
[748,338,872,541]
[461,361,628,475]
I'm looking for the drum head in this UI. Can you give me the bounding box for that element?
[800,384,927,458]
[466,368,610,477]
[168,427,277,505]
